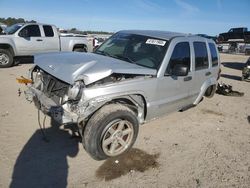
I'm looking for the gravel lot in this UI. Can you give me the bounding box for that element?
[0,53,249,188]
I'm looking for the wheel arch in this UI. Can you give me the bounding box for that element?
[193,78,217,105]
[78,94,147,136]
[0,43,15,56]
[111,94,147,124]
[73,43,87,51]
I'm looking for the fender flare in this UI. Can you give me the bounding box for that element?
[193,78,217,105]
[77,94,147,124]
[0,43,16,56]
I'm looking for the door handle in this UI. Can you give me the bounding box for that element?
[205,72,211,76]
[36,39,43,41]
[184,76,192,81]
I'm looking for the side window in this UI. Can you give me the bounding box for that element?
[19,25,41,37]
[234,28,242,33]
[194,42,208,70]
[165,42,190,75]
[43,25,54,37]
[208,43,218,67]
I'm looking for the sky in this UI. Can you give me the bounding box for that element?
[0,0,249,35]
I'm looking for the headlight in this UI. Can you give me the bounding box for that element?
[68,81,84,100]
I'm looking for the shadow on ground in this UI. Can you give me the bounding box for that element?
[220,74,242,81]
[16,57,34,66]
[222,62,245,71]
[10,119,80,188]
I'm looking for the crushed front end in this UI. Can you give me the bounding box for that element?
[25,66,82,124]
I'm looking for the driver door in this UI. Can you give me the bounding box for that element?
[15,24,43,55]
[154,41,194,117]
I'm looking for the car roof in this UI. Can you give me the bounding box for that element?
[119,30,190,40]
[16,22,56,28]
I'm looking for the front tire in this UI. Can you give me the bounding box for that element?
[83,104,139,160]
[0,49,13,68]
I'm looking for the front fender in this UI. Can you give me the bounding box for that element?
[0,38,17,55]
[77,92,146,124]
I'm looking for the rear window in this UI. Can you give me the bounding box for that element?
[194,42,209,70]
[43,25,54,37]
[209,43,218,67]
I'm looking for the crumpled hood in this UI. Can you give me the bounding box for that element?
[34,52,157,85]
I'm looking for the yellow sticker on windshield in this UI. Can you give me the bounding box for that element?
[146,39,166,46]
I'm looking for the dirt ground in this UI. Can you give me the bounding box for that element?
[0,53,249,188]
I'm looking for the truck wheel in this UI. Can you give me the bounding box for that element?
[205,85,216,98]
[73,47,87,52]
[0,49,13,68]
[83,104,139,160]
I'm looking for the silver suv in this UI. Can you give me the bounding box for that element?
[24,30,220,160]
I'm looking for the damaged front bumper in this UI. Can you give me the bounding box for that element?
[25,86,79,124]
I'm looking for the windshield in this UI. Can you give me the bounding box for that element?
[94,33,169,70]
[5,23,24,34]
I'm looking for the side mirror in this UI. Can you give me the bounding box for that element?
[172,64,189,76]
[19,29,29,38]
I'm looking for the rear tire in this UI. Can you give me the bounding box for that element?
[205,85,216,98]
[83,104,139,160]
[73,47,87,52]
[0,49,13,68]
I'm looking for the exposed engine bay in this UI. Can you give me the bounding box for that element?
[25,66,146,125]
[31,67,70,105]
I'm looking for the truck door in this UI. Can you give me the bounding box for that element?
[15,24,43,55]
[232,28,243,40]
[40,25,60,52]
[154,41,194,116]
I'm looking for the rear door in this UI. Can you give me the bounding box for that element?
[15,24,43,55]
[154,39,194,116]
[190,40,211,97]
[40,25,60,52]
[208,42,220,79]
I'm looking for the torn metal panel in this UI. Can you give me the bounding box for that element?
[77,94,145,124]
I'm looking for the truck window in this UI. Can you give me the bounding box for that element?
[165,42,190,75]
[234,28,242,33]
[19,25,41,37]
[194,42,208,70]
[208,43,218,67]
[43,25,54,37]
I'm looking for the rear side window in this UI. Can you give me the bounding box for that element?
[209,43,218,67]
[43,25,54,37]
[194,42,208,70]
[166,42,190,75]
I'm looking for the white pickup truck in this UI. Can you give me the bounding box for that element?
[0,23,88,68]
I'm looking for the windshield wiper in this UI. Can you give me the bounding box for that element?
[95,51,135,64]
[95,50,112,57]
[115,55,135,64]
